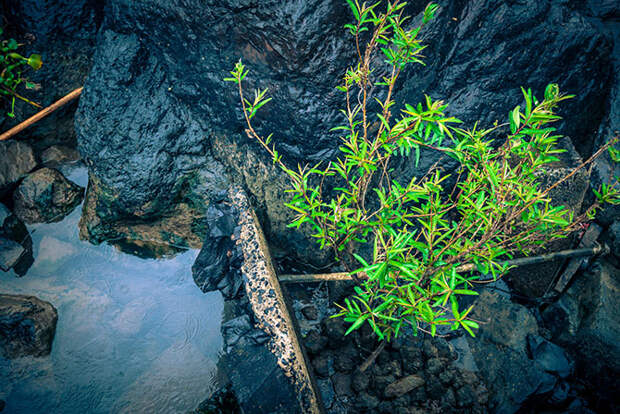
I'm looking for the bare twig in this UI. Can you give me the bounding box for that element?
[0,86,83,141]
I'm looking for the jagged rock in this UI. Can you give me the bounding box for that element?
[12,167,84,224]
[542,259,620,408]
[467,290,548,414]
[0,294,58,358]
[0,203,34,276]
[40,145,81,167]
[384,375,425,398]
[0,140,36,196]
[527,335,573,378]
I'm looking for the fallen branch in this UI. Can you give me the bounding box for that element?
[278,243,609,283]
[359,341,386,372]
[0,86,83,141]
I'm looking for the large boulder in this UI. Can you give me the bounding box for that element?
[0,140,36,197]
[0,294,58,358]
[13,167,84,224]
[74,0,613,266]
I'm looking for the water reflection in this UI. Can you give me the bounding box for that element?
[0,166,224,414]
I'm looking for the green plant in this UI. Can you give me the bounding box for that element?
[1,27,43,118]
[225,1,620,340]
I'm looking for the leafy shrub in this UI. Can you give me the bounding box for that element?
[226,1,619,340]
[1,27,43,118]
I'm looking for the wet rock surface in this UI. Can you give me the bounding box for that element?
[64,0,613,268]
[0,202,33,276]
[0,238,25,272]
[13,167,84,224]
[0,141,37,197]
[40,145,81,167]
[193,187,317,414]
[0,294,58,358]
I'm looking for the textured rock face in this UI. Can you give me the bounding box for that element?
[72,0,613,264]
[13,167,84,224]
[0,294,58,358]
[0,141,36,197]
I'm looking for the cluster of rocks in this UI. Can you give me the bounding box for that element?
[303,316,488,414]
[290,280,609,414]
[0,139,84,275]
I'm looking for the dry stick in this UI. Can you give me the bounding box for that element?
[0,86,83,141]
[278,243,609,283]
[360,341,386,373]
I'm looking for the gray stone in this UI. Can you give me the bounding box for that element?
[40,145,81,167]
[332,372,353,397]
[0,140,36,196]
[0,294,58,358]
[0,237,26,272]
[384,375,425,398]
[467,290,547,414]
[527,335,573,378]
[13,168,84,224]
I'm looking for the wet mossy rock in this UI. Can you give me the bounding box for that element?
[71,0,613,265]
[13,167,84,224]
[0,294,58,358]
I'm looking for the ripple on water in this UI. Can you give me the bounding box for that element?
[0,166,224,414]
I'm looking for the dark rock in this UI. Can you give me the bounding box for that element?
[323,317,348,348]
[548,381,570,406]
[351,369,370,393]
[13,168,83,224]
[303,330,327,355]
[442,387,456,407]
[425,357,444,375]
[0,237,26,272]
[72,0,612,270]
[301,305,318,321]
[312,353,331,378]
[192,237,234,294]
[40,145,81,167]
[0,399,4,412]
[0,204,29,245]
[332,372,353,397]
[455,384,476,408]
[316,379,335,409]
[535,371,558,396]
[0,140,36,196]
[467,290,546,414]
[527,335,573,378]
[334,352,355,373]
[384,375,425,398]
[544,259,620,407]
[0,294,58,358]
[355,392,379,410]
[425,378,445,401]
[438,368,455,386]
[193,385,241,414]
[399,345,423,375]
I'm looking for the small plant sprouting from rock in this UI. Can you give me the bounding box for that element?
[1,27,43,118]
[225,1,620,340]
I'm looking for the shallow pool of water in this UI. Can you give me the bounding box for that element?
[0,166,224,414]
